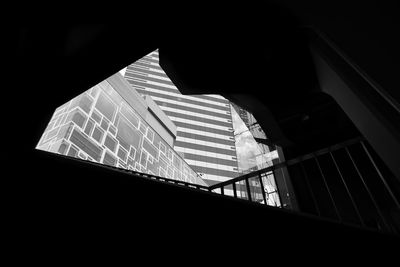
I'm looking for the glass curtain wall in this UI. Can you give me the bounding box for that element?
[231,104,281,206]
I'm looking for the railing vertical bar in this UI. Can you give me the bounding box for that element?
[315,156,342,222]
[258,174,267,205]
[345,147,392,232]
[267,190,279,207]
[245,178,252,202]
[232,182,237,198]
[299,161,321,216]
[273,168,286,209]
[237,181,243,199]
[221,186,224,196]
[329,151,366,227]
[360,141,400,210]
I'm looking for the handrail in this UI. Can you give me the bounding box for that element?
[40,135,399,234]
[123,168,211,191]
[46,151,211,191]
[209,136,365,190]
[209,162,283,190]
[208,135,400,234]
[105,165,211,191]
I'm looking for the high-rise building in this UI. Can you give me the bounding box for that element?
[123,50,239,186]
[36,73,207,186]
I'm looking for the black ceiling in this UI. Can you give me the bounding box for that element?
[15,1,399,156]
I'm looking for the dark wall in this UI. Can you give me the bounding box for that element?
[277,0,400,103]
[15,25,158,152]
[10,3,400,257]
[11,151,398,258]
[155,2,400,154]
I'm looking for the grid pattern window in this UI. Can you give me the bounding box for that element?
[36,76,207,186]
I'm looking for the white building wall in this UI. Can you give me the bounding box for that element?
[124,49,240,186]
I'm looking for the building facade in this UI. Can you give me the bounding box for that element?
[36,73,207,186]
[123,50,239,186]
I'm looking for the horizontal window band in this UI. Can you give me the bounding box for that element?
[140,89,229,110]
[177,131,235,146]
[141,56,160,64]
[127,65,168,78]
[164,110,232,128]
[124,76,148,83]
[174,146,235,160]
[135,89,231,114]
[173,121,233,136]
[174,140,237,156]
[128,81,178,94]
[126,65,229,104]
[130,62,167,73]
[136,59,154,65]
[126,78,229,107]
[168,115,231,131]
[176,127,233,141]
[139,91,229,114]
[194,94,229,104]
[125,71,175,87]
[130,61,153,69]
[129,83,229,111]
[191,165,238,178]
[184,159,236,172]
[160,106,230,123]
[136,59,158,66]
[161,116,233,136]
[176,136,234,150]
[126,79,183,94]
[182,152,238,167]
[126,70,149,77]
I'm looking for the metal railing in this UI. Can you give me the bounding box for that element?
[209,165,283,207]
[121,169,211,191]
[48,152,211,192]
[47,138,400,235]
[97,162,211,192]
[209,136,400,234]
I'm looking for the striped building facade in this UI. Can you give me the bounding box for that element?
[123,50,239,185]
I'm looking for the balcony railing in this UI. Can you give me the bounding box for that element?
[47,135,400,235]
[210,136,400,234]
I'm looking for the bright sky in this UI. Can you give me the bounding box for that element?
[231,105,263,172]
[119,67,127,76]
